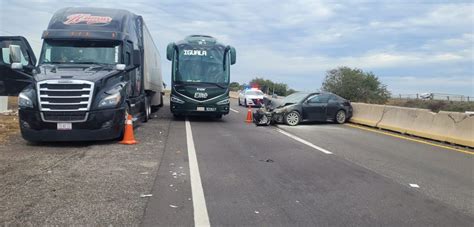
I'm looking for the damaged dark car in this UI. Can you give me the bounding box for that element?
[253,92,353,126]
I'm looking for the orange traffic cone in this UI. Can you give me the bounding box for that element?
[245,107,253,123]
[120,114,137,145]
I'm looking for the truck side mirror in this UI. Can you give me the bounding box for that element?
[230,46,236,65]
[166,43,175,61]
[133,50,141,66]
[9,45,23,69]
[9,45,22,63]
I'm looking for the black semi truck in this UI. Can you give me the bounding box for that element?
[166,35,236,118]
[0,7,163,142]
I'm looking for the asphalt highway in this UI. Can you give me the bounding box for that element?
[142,99,473,226]
[1,97,472,226]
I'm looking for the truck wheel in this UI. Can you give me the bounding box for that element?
[158,93,164,107]
[143,96,151,122]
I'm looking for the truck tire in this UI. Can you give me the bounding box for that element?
[158,93,164,107]
[143,96,151,122]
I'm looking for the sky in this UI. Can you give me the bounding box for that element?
[0,0,473,96]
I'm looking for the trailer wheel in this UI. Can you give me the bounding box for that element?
[143,96,151,122]
[158,93,164,107]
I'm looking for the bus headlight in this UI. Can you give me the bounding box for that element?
[171,95,185,104]
[98,93,121,108]
[216,98,230,105]
[18,92,34,108]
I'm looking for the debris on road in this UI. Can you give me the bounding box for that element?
[169,204,178,208]
[409,184,420,188]
[140,194,153,198]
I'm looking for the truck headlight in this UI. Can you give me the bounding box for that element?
[98,93,121,108]
[18,92,34,108]
[171,95,185,104]
[216,98,230,105]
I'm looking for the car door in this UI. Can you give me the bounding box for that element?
[0,36,36,96]
[302,94,330,121]
[326,95,341,119]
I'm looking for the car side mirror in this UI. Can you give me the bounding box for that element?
[133,50,141,66]
[166,43,175,61]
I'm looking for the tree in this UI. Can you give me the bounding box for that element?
[322,67,390,104]
[229,82,241,91]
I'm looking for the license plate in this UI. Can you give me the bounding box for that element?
[57,122,72,130]
[196,107,205,111]
[206,107,216,111]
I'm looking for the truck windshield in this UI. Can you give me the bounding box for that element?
[39,40,121,65]
[175,46,228,84]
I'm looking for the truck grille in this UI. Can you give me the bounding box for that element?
[37,80,94,122]
[41,111,89,122]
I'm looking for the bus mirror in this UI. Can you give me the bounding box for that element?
[133,50,141,66]
[9,45,22,63]
[166,43,175,61]
[230,46,236,65]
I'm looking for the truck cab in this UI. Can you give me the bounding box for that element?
[0,7,163,142]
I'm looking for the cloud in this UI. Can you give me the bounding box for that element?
[0,0,472,95]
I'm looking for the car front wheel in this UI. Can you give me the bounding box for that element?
[335,110,346,124]
[285,111,301,126]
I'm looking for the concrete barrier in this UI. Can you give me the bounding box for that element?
[405,109,436,139]
[229,91,239,99]
[350,103,474,148]
[443,112,474,147]
[350,103,385,127]
[377,106,420,134]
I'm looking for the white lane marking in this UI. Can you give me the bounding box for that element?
[230,108,239,113]
[185,119,211,227]
[409,184,420,188]
[277,128,333,154]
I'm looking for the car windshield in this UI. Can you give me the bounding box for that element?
[40,39,121,65]
[282,92,311,103]
[175,46,228,84]
[246,90,264,96]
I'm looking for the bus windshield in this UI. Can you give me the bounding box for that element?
[175,46,228,84]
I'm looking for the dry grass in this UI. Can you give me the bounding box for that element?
[386,99,474,113]
[0,115,19,143]
[0,96,19,143]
